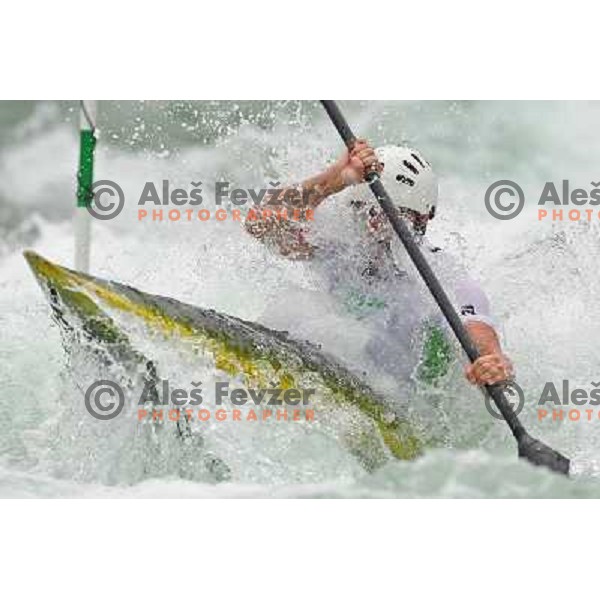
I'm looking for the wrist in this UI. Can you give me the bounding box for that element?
[465,320,502,356]
[323,161,350,194]
[303,164,345,208]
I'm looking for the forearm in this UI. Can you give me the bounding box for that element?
[465,320,503,357]
[253,160,347,214]
[299,161,348,208]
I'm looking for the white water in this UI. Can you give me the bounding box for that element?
[2,100,600,497]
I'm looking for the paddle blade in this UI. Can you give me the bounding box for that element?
[518,433,570,476]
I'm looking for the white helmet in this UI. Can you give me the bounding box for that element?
[375,145,438,220]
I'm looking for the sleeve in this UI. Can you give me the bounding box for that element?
[452,276,496,329]
[427,244,498,331]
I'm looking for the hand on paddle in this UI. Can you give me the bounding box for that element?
[336,139,382,186]
[463,320,513,385]
[464,353,514,386]
[275,140,382,212]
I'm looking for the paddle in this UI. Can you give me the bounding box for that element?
[320,100,570,476]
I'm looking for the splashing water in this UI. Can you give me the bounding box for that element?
[2,100,600,497]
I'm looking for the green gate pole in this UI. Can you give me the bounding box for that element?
[74,100,97,272]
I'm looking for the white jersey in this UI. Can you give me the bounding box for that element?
[305,190,494,327]
[248,188,495,388]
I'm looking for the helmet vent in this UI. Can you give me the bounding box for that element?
[403,160,419,175]
[396,174,415,186]
[411,153,426,168]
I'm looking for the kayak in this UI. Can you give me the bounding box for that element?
[24,250,424,467]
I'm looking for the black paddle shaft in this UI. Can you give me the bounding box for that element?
[322,101,570,474]
[321,100,529,439]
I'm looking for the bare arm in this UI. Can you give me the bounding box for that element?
[245,140,380,259]
[464,320,513,386]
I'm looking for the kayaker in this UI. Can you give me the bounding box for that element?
[245,140,513,388]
